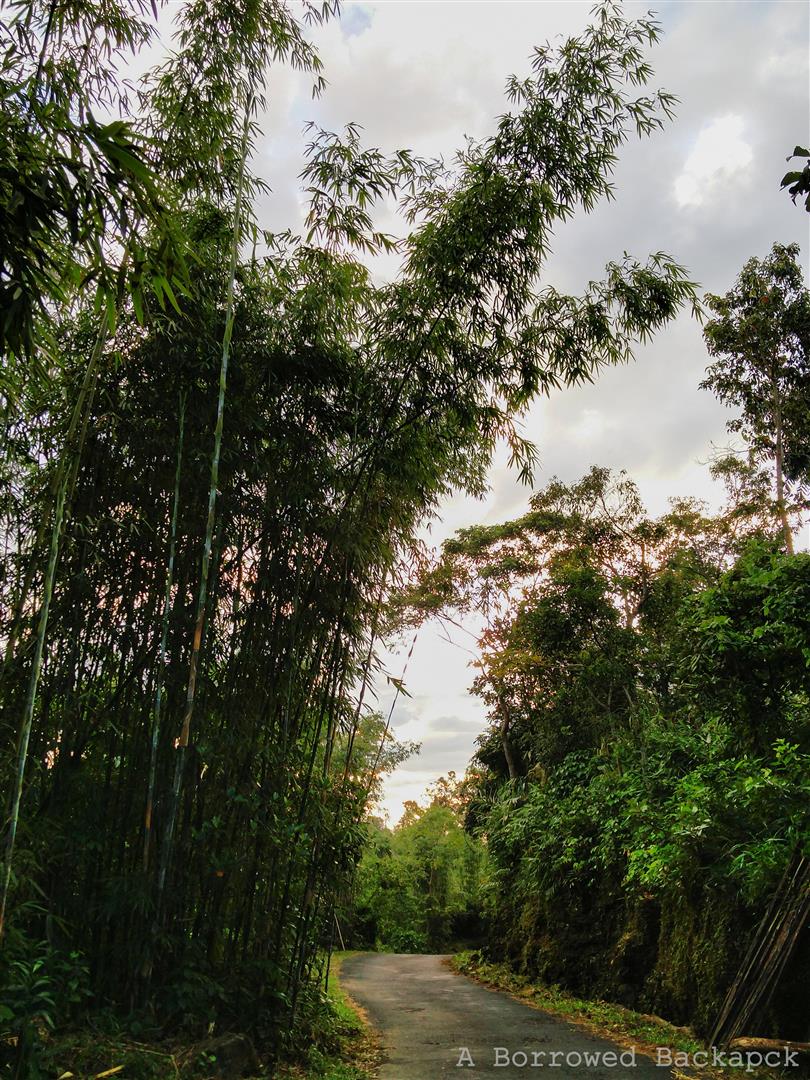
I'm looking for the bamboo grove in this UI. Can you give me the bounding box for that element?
[1,0,701,1061]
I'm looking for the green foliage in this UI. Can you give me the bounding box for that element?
[0,930,91,1078]
[0,1,188,370]
[347,782,486,952]
[781,145,810,211]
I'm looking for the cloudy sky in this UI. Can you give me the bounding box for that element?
[171,0,809,820]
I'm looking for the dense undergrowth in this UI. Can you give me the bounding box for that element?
[0,952,372,1079]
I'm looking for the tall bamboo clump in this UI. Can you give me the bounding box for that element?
[1,0,701,1057]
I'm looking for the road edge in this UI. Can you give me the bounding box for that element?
[447,952,787,1080]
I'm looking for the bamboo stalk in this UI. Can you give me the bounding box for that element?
[0,305,112,940]
[711,852,810,1048]
[143,393,186,874]
[156,97,253,910]
[0,469,68,939]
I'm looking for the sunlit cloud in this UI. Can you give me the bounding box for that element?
[673,115,753,208]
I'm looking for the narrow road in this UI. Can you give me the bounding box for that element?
[340,954,676,1078]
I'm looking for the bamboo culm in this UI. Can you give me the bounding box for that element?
[143,393,187,875]
[155,98,253,911]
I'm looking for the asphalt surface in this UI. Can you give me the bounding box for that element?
[340,954,676,1079]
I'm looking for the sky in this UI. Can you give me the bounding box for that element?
[169,0,810,821]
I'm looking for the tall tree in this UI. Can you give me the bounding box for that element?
[701,242,810,555]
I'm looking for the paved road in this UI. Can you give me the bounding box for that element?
[340,954,676,1078]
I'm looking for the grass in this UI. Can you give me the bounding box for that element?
[276,951,379,1080]
[32,953,378,1079]
[450,952,794,1080]
[35,1034,181,1078]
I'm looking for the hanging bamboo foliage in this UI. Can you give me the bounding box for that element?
[0,2,706,1066]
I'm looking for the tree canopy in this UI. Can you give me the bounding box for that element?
[701,241,810,553]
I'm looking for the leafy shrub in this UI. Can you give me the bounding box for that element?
[0,933,91,1079]
[386,929,428,954]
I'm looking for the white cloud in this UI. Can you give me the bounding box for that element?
[570,408,609,445]
[674,114,754,208]
[341,4,374,39]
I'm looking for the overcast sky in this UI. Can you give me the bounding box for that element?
[171,0,810,821]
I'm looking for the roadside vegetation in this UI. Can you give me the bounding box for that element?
[3,953,376,1079]
[277,954,379,1080]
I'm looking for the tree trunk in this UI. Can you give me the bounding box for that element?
[499,703,519,781]
[772,381,794,554]
[143,394,186,875]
